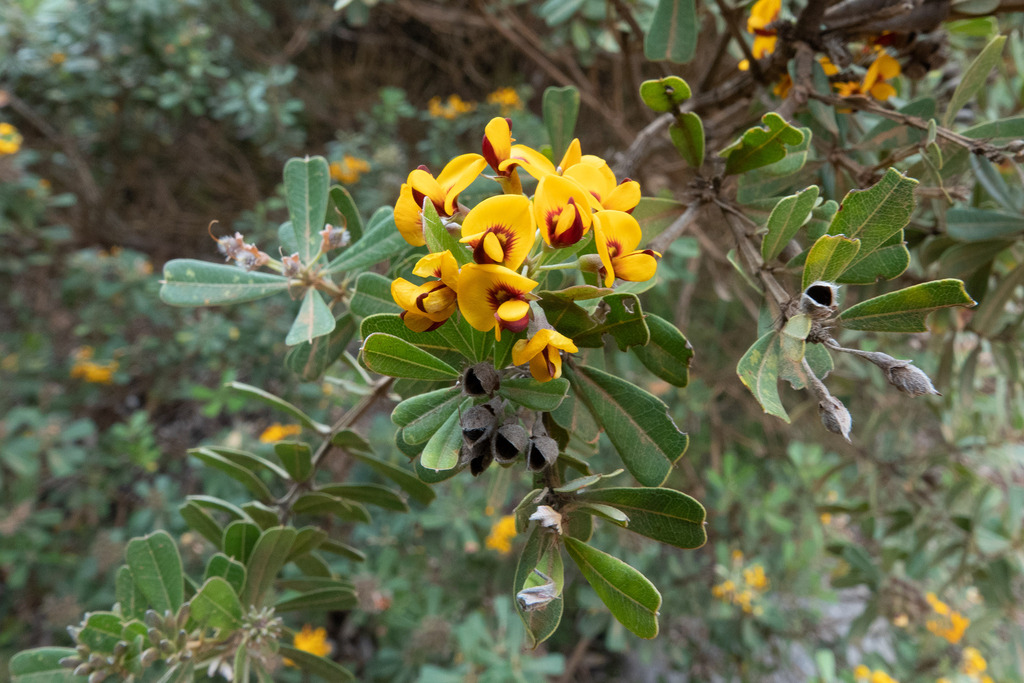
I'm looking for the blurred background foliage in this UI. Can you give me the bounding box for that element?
[2,0,1024,681]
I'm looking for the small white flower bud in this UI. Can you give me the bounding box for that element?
[529,505,563,534]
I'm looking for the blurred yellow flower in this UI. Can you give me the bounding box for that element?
[329,154,371,184]
[49,52,67,65]
[0,121,23,156]
[284,624,332,666]
[428,94,476,120]
[835,50,901,101]
[854,665,871,680]
[70,348,119,384]
[259,423,302,443]
[925,592,969,644]
[486,87,522,113]
[961,647,987,676]
[742,564,769,590]
[485,514,517,555]
[738,0,780,70]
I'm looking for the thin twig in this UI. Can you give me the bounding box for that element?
[649,201,704,255]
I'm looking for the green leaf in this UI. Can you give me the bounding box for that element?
[160,259,289,307]
[360,313,463,367]
[513,526,564,648]
[721,113,805,176]
[565,364,688,487]
[327,185,364,243]
[350,272,401,318]
[392,386,463,444]
[187,495,252,523]
[285,312,357,381]
[179,501,224,549]
[204,554,247,595]
[736,330,788,422]
[630,313,693,388]
[498,377,570,411]
[293,493,369,522]
[78,612,123,652]
[242,502,279,529]
[284,156,331,263]
[349,451,436,505]
[577,502,630,526]
[419,400,467,471]
[223,521,262,564]
[191,577,244,630]
[577,487,706,549]
[827,168,917,284]
[638,76,691,112]
[761,186,820,262]
[361,332,460,380]
[839,279,976,332]
[275,587,357,612]
[241,527,298,607]
[274,441,314,483]
[563,537,661,638]
[318,483,410,512]
[643,0,697,64]
[802,235,861,289]
[203,446,291,481]
[668,113,704,168]
[116,565,147,620]
[226,381,329,434]
[631,197,688,245]
[437,313,491,363]
[947,207,1024,241]
[125,530,183,614]
[286,288,336,346]
[319,538,367,562]
[324,207,409,274]
[543,85,581,162]
[574,293,651,350]
[190,447,274,503]
[536,294,598,340]
[422,198,471,266]
[331,430,373,454]
[944,35,1007,126]
[9,648,79,682]
[286,527,329,561]
[963,116,1024,140]
[278,645,355,682]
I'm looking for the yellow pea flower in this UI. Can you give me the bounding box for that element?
[391,251,460,332]
[457,263,538,340]
[394,154,487,246]
[533,174,593,248]
[511,328,578,382]
[593,210,661,287]
[459,194,535,269]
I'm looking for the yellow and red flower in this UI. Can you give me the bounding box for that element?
[457,263,538,340]
[459,194,535,269]
[512,328,578,382]
[738,0,781,70]
[391,251,460,332]
[394,154,487,246]
[835,51,900,101]
[506,138,582,180]
[563,158,641,213]
[482,117,524,194]
[534,174,593,248]
[593,210,661,286]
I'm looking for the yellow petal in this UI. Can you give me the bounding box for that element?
[605,180,641,213]
[457,263,538,332]
[534,175,593,247]
[557,138,582,172]
[496,298,530,322]
[394,184,426,247]
[483,117,513,173]
[436,153,487,215]
[612,251,659,283]
[482,231,504,262]
[460,194,535,269]
[563,162,612,212]
[870,81,896,101]
[529,351,557,382]
[595,210,643,254]
[507,144,556,180]
[401,310,442,332]
[391,278,422,311]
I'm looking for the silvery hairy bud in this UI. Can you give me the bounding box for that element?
[799,281,839,319]
[462,362,500,396]
[281,252,302,278]
[320,224,351,252]
[236,244,270,271]
[886,362,940,397]
[818,396,853,443]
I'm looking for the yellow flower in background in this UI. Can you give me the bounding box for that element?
[459,194,535,269]
[70,348,118,384]
[738,0,781,70]
[457,263,538,341]
[329,154,371,184]
[960,647,987,676]
[428,94,476,120]
[593,210,660,287]
[284,624,333,666]
[394,153,486,246]
[862,51,901,101]
[49,52,67,65]
[0,121,23,156]
[512,328,578,382]
[925,592,969,644]
[742,564,769,590]
[259,423,302,443]
[485,514,517,554]
[486,87,522,114]
[870,670,899,683]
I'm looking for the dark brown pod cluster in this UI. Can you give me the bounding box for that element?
[457,399,559,475]
[462,362,501,397]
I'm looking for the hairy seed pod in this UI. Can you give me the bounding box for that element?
[527,435,560,471]
[494,423,529,464]
[463,362,500,396]
[799,281,839,319]
[461,404,497,446]
[469,437,494,476]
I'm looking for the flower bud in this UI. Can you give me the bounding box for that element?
[576,253,603,275]
[529,505,563,534]
[886,362,940,397]
[281,252,302,278]
[320,224,351,252]
[818,396,852,443]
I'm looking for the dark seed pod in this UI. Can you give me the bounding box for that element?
[463,362,500,396]
[800,281,839,319]
[493,423,529,464]
[469,437,494,476]
[461,404,497,446]
[527,435,560,471]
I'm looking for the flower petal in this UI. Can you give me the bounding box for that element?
[612,251,660,282]
[457,263,539,332]
[436,153,487,215]
[460,194,535,269]
[394,184,427,246]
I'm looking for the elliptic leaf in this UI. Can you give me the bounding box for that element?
[160,259,288,307]
[563,537,662,638]
[286,288,336,346]
[513,526,564,648]
[761,186,820,262]
[225,381,329,433]
[498,377,570,412]
[284,156,331,263]
[360,313,463,368]
[721,113,805,176]
[392,386,463,444]
[190,447,274,503]
[190,577,244,630]
[178,501,224,549]
[275,587,357,612]
[639,76,691,112]
[125,530,183,614]
[327,185,364,243]
[274,441,314,483]
[204,554,247,596]
[361,333,460,380]
[324,207,409,274]
[318,483,410,512]
[577,487,706,549]
[736,330,788,422]
[350,272,401,318]
[565,364,688,487]
[422,199,471,266]
[285,312,357,381]
[630,313,693,387]
[802,235,861,290]
[543,85,581,162]
[574,293,650,350]
[947,207,1024,242]
[827,168,917,283]
[116,565,147,620]
[349,451,436,505]
[839,279,976,332]
[643,0,697,64]
[223,521,262,564]
[944,35,1007,126]
[419,400,467,471]
[9,648,79,683]
[241,527,298,607]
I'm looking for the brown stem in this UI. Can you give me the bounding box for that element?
[716,201,790,310]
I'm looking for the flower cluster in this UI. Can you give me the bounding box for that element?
[284,624,332,667]
[428,94,476,120]
[69,347,119,385]
[329,154,371,184]
[486,87,524,114]
[925,592,970,644]
[738,0,902,102]
[391,117,658,382]
[485,514,517,555]
[0,121,23,156]
[854,665,900,683]
[711,551,769,615]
